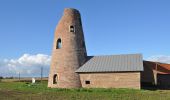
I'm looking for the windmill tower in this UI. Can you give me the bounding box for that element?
[48,8,87,88]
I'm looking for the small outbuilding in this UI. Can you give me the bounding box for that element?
[76,54,143,89]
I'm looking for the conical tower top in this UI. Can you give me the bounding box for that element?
[64,8,80,15]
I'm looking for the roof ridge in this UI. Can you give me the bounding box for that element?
[88,53,142,57]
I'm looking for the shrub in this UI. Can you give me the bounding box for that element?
[0,76,3,79]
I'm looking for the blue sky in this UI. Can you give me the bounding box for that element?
[0,0,170,77]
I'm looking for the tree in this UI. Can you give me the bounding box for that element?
[0,76,3,82]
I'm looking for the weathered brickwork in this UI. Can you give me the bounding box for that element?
[48,8,87,88]
[79,72,141,89]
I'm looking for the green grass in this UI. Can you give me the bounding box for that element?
[0,81,170,100]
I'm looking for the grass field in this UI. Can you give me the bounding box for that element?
[0,80,170,100]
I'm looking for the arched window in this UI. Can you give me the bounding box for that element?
[53,74,58,84]
[56,38,62,49]
[70,25,75,32]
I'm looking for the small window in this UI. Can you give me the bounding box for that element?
[53,74,58,84]
[82,41,85,47]
[85,80,90,84]
[56,38,61,49]
[70,25,75,32]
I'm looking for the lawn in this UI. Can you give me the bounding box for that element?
[0,81,170,100]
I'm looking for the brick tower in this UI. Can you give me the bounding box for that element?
[48,8,87,88]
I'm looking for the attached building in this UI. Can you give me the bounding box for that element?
[142,61,170,89]
[76,54,143,89]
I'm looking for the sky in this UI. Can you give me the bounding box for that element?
[0,0,170,77]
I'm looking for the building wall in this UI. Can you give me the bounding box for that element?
[79,72,141,89]
[141,61,155,84]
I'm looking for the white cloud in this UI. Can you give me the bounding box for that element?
[0,54,51,77]
[147,55,170,64]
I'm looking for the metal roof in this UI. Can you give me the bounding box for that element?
[76,54,143,73]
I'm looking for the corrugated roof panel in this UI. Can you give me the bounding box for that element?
[76,54,143,73]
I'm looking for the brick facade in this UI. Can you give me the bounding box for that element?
[79,72,141,89]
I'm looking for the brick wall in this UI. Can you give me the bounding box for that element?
[79,72,141,89]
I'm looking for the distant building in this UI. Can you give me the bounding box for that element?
[48,8,170,89]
